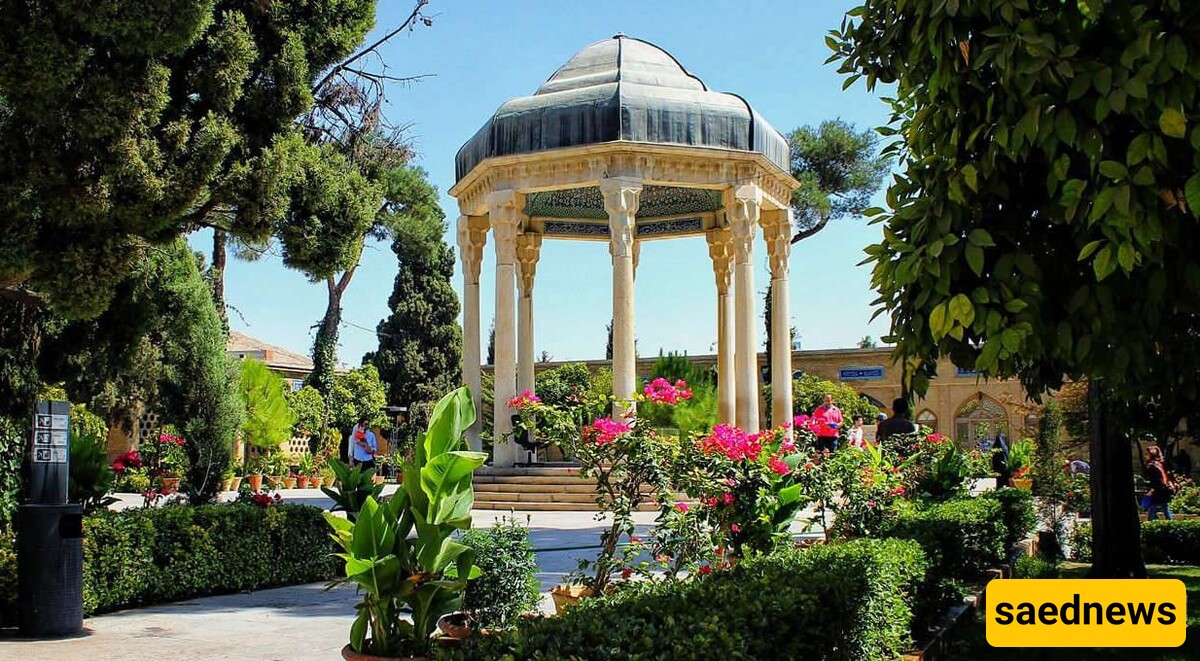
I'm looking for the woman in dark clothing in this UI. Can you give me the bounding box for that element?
[1145,446,1176,521]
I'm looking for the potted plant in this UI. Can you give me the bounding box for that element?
[283,472,298,489]
[153,433,188,494]
[326,387,487,660]
[264,451,288,489]
[1008,439,1035,490]
[296,455,316,488]
[221,465,238,492]
[245,455,265,492]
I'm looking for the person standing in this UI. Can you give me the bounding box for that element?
[1146,445,1176,521]
[991,433,1011,488]
[876,397,918,441]
[846,416,867,449]
[812,394,843,453]
[349,416,378,471]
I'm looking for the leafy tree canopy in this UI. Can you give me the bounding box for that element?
[0,0,378,317]
[238,358,295,449]
[329,364,388,430]
[831,0,1200,405]
[788,119,891,242]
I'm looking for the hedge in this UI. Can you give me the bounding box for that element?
[1,503,336,624]
[443,538,928,661]
[1074,519,1200,565]
[981,487,1036,554]
[881,496,1005,625]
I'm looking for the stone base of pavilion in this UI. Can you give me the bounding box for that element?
[473,464,675,511]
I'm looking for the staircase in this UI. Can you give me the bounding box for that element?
[472,465,665,511]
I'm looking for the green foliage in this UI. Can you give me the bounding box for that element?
[1142,520,1200,565]
[981,487,1038,553]
[882,496,1006,624]
[325,387,487,658]
[460,517,541,630]
[238,358,296,449]
[1173,479,1200,514]
[1071,522,1094,562]
[535,363,593,406]
[69,405,117,513]
[787,373,880,423]
[448,538,927,661]
[320,458,383,522]
[0,1,378,318]
[1007,438,1035,475]
[640,353,717,436]
[0,528,15,626]
[328,364,388,430]
[285,385,326,437]
[788,119,891,238]
[1014,554,1061,579]
[0,416,23,525]
[832,1,1200,406]
[370,172,461,410]
[80,503,336,615]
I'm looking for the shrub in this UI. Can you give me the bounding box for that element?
[239,358,296,449]
[460,518,540,629]
[82,503,335,615]
[981,487,1037,553]
[1172,479,1200,515]
[881,496,1005,625]
[1069,522,1092,562]
[1013,555,1060,579]
[285,385,327,438]
[1142,520,1200,565]
[445,538,927,661]
[0,528,15,627]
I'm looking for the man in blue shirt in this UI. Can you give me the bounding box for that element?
[350,416,377,471]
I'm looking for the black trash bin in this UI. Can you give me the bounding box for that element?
[17,503,84,637]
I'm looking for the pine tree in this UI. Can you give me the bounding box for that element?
[370,209,462,410]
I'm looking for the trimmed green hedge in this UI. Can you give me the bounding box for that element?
[882,496,1005,625]
[0,503,336,624]
[443,538,927,661]
[1071,520,1200,565]
[981,487,1036,553]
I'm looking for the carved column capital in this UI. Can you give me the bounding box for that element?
[487,189,522,263]
[515,232,543,296]
[760,209,793,278]
[727,184,761,258]
[705,227,733,294]
[456,215,489,284]
[601,177,642,259]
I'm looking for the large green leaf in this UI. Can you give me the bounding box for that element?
[421,387,476,464]
[420,450,487,505]
[429,487,475,528]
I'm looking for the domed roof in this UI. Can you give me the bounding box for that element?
[455,35,790,182]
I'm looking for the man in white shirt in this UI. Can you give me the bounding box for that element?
[349,417,377,471]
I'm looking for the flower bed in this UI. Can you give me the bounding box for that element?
[0,502,336,623]
[443,538,928,661]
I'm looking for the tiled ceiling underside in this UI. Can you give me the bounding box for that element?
[524,185,722,220]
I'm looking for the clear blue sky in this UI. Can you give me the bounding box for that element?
[192,0,894,367]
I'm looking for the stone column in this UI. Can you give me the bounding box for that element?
[762,208,794,433]
[516,233,543,395]
[601,177,642,417]
[728,184,762,432]
[488,190,521,467]
[706,227,736,424]
[456,215,488,452]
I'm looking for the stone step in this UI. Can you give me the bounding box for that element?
[476,466,584,478]
[473,475,594,486]
[472,501,661,512]
[475,491,599,504]
[475,482,598,494]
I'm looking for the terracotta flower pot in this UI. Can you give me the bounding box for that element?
[297,475,310,489]
[160,477,181,494]
[222,477,234,492]
[437,613,472,641]
[247,474,263,492]
[283,476,297,489]
[340,643,427,661]
[309,476,324,488]
[550,584,593,615]
[1012,477,1034,491]
[230,477,242,491]
[267,475,285,489]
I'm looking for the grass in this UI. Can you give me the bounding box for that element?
[945,563,1200,660]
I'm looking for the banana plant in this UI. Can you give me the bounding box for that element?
[325,387,488,657]
[322,458,384,521]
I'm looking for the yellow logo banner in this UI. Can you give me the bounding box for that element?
[986,579,1187,648]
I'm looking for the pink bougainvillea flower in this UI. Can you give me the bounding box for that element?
[507,389,541,410]
[730,523,741,533]
[698,565,712,576]
[674,502,689,513]
[889,485,907,497]
[642,378,693,405]
[621,568,633,580]
[714,546,724,556]
[768,455,790,476]
[722,492,734,505]
[867,500,877,508]
[926,433,947,444]
[780,438,796,453]
[583,417,631,445]
[700,424,765,462]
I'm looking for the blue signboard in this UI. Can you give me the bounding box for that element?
[838,366,885,381]
[956,367,980,377]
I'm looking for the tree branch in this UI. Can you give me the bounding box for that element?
[311,0,430,97]
[790,214,831,244]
